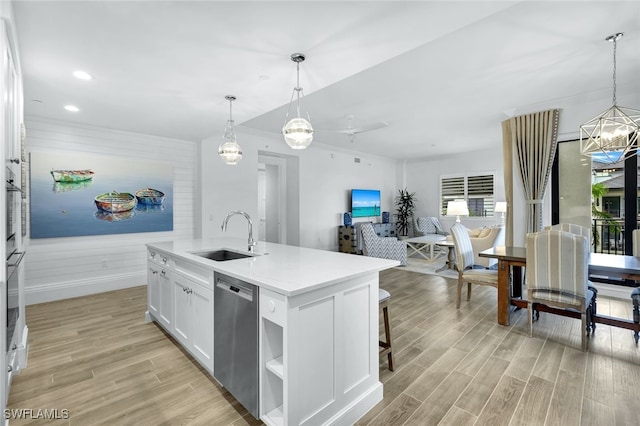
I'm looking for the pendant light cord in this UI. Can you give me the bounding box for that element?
[611,36,617,106]
[296,61,301,117]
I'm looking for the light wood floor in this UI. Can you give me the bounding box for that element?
[8,269,640,425]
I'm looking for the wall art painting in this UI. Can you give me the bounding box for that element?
[30,151,173,238]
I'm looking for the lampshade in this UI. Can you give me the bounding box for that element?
[282,53,314,149]
[447,200,469,223]
[580,33,640,164]
[218,95,243,165]
[495,202,507,213]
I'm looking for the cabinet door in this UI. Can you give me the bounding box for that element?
[147,263,160,317]
[172,276,191,345]
[158,268,173,329]
[191,283,213,371]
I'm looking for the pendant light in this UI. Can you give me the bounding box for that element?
[218,95,243,165]
[282,53,314,149]
[580,33,640,164]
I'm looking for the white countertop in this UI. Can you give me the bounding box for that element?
[146,238,399,296]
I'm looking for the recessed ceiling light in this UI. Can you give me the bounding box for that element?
[72,70,93,80]
[64,105,79,112]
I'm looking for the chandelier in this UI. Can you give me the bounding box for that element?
[580,33,640,164]
[282,53,313,149]
[218,95,243,165]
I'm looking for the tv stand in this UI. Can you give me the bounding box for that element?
[338,223,396,254]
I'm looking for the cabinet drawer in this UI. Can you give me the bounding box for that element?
[148,250,171,267]
[175,259,213,290]
[261,289,286,326]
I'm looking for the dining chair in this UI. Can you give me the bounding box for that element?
[526,229,596,351]
[544,223,591,246]
[633,229,640,257]
[450,223,498,308]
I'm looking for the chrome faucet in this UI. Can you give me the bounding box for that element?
[221,210,256,252]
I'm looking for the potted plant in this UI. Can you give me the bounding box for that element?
[394,188,416,236]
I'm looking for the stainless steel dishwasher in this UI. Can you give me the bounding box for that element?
[214,273,259,418]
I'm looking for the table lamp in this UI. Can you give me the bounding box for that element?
[447,200,469,223]
[495,202,507,226]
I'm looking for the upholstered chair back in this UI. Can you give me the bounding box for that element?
[633,229,640,257]
[527,229,589,307]
[450,223,475,271]
[544,223,591,247]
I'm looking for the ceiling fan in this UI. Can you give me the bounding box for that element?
[326,113,388,142]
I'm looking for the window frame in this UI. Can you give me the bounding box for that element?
[439,172,496,219]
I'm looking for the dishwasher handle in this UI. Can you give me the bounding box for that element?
[216,279,254,302]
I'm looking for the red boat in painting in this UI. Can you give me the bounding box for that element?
[94,191,136,213]
[50,169,95,183]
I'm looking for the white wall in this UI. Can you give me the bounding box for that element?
[24,118,198,304]
[404,148,506,233]
[201,128,399,251]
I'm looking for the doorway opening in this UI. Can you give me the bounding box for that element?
[257,152,300,246]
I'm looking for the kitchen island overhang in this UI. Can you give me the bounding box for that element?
[145,237,398,426]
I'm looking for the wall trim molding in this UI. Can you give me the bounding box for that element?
[25,272,146,305]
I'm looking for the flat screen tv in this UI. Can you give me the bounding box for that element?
[351,189,381,218]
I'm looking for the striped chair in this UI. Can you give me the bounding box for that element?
[544,223,591,246]
[360,222,407,266]
[450,223,498,309]
[527,229,596,351]
[633,229,640,257]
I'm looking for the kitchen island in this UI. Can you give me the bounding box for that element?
[145,237,398,426]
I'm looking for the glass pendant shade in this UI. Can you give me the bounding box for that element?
[218,95,243,165]
[283,117,313,149]
[282,53,313,149]
[580,33,640,164]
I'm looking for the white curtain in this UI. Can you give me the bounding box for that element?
[502,109,560,243]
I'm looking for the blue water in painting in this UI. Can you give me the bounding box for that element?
[30,169,173,239]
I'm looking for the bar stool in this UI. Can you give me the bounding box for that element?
[379,288,394,371]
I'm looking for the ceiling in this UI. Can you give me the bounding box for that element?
[12,1,640,160]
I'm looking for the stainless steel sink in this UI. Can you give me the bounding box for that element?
[191,249,256,261]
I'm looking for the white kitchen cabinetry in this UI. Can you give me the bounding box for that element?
[260,274,381,426]
[147,251,172,329]
[172,272,214,373]
[146,239,396,425]
[146,250,214,374]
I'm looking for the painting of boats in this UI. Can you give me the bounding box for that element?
[135,187,165,205]
[94,209,135,222]
[94,191,136,213]
[50,169,95,183]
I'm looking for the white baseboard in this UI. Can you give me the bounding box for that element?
[25,272,146,305]
[325,382,383,426]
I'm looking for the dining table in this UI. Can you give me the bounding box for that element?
[479,246,640,339]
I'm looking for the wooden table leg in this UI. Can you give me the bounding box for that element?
[497,259,510,325]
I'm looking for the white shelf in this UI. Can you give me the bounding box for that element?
[265,356,284,379]
[263,405,284,426]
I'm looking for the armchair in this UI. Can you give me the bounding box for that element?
[446,226,504,268]
[414,216,448,236]
[360,222,407,266]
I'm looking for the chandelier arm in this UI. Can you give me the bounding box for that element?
[283,87,297,127]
